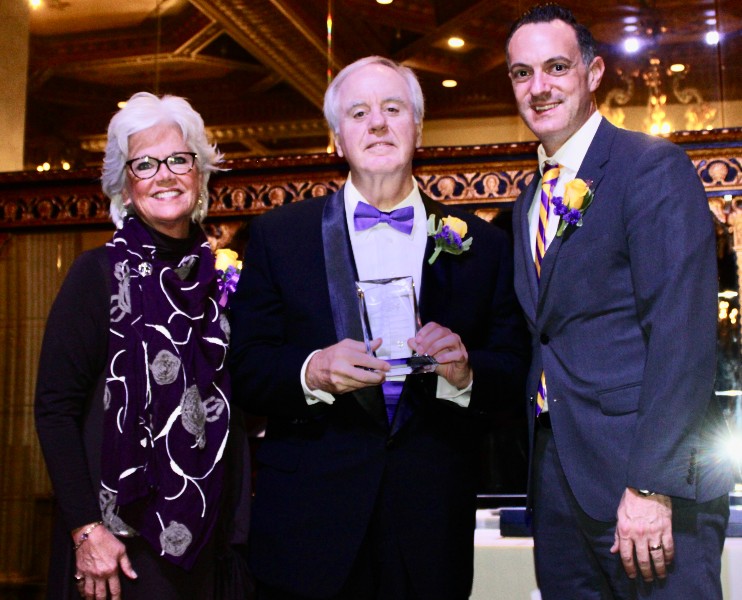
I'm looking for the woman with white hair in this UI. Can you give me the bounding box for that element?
[35,92,249,599]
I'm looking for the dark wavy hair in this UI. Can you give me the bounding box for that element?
[505,3,597,68]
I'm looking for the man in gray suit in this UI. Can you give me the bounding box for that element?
[506,4,734,598]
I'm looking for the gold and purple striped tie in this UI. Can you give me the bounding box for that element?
[535,163,560,416]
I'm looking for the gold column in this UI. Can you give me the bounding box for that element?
[0,0,29,172]
[0,232,79,590]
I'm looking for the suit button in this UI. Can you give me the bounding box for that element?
[540,334,550,344]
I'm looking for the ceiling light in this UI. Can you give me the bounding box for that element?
[447,37,465,49]
[117,101,128,109]
[29,0,42,8]
[669,63,685,73]
[623,25,638,33]
[376,0,393,4]
[705,31,720,45]
[623,37,640,53]
[442,79,457,88]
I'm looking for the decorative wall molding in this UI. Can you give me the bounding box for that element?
[1,131,741,231]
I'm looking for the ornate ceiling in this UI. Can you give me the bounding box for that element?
[25,0,742,170]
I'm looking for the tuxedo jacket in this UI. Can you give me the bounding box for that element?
[513,118,733,522]
[229,187,529,598]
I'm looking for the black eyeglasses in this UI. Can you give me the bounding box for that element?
[125,152,198,179]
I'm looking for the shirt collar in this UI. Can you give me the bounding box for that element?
[537,111,602,176]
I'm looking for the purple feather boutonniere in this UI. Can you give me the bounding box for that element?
[551,178,594,237]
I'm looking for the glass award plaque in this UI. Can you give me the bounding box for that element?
[356,276,438,375]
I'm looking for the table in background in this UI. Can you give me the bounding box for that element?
[471,528,539,600]
[471,513,742,599]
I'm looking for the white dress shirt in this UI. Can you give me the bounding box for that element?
[301,175,471,407]
[528,111,603,259]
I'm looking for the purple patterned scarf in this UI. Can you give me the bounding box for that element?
[101,216,230,569]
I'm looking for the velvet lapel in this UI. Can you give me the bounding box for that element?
[322,186,388,429]
[389,193,447,437]
[537,119,613,311]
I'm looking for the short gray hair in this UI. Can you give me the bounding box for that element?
[323,56,425,135]
[101,92,223,228]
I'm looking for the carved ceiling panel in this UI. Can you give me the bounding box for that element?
[22,0,742,170]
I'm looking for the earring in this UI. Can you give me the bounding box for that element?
[198,193,206,208]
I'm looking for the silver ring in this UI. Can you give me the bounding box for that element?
[649,543,663,551]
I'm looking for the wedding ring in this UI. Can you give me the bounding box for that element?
[649,543,663,551]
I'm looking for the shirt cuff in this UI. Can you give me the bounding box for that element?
[301,350,336,405]
[436,376,472,408]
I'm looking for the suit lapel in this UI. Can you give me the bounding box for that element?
[536,222,564,306]
[575,119,613,199]
[418,194,448,323]
[322,187,388,429]
[514,174,540,322]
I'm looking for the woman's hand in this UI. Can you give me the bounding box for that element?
[72,523,137,599]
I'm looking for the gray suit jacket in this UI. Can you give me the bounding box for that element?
[513,118,734,521]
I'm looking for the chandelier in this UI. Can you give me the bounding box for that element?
[599,57,717,135]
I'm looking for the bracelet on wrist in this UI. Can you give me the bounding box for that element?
[73,521,103,552]
[637,489,656,497]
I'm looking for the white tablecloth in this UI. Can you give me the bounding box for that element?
[472,528,540,600]
[471,512,742,599]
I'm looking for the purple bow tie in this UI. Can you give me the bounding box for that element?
[353,201,415,235]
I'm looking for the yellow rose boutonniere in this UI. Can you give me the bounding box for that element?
[215,248,240,272]
[427,215,473,265]
[552,178,594,237]
[214,248,242,307]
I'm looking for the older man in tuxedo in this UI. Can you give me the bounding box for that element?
[229,56,529,600]
[506,4,734,599]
